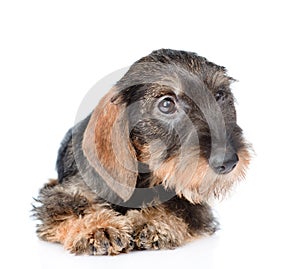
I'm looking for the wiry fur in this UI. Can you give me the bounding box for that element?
[33,49,251,255]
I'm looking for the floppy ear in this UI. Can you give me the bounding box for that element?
[82,87,138,201]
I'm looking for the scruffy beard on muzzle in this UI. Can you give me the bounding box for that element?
[151,147,251,204]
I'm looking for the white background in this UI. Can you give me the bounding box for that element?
[0,1,299,268]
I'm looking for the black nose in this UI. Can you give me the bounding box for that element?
[210,152,239,174]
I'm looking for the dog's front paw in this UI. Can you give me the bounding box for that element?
[133,223,180,250]
[71,226,133,255]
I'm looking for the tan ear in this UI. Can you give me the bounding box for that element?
[82,87,138,201]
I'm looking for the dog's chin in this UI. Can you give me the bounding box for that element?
[152,148,251,204]
[170,168,240,204]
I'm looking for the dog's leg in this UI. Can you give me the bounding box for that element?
[127,202,217,250]
[33,179,133,255]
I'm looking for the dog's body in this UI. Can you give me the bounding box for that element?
[33,49,251,255]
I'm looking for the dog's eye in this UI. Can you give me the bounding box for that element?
[215,90,226,102]
[158,97,176,114]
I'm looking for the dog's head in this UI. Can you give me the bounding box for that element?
[82,49,251,204]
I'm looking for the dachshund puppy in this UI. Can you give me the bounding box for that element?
[33,49,251,255]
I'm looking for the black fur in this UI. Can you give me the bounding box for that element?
[55,48,244,227]
[34,49,250,254]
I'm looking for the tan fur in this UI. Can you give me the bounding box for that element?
[206,70,233,89]
[153,147,251,204]
[132,139,151,162]
[34,49,252,256]
[39,202,133,255]
[44,178,59,188]
[82,87,138,201]
[127,205,193,249]
[35,177,198,254]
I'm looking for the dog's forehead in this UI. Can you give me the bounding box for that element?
[134,49,232,90]
[116,51,233,106]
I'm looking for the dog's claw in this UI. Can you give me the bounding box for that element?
[134,223,179,250]
[72,227,132,255]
